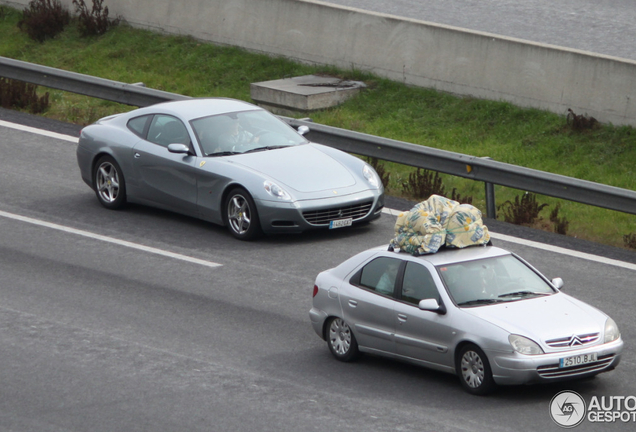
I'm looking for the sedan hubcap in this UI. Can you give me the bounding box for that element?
[228,195,251,234]
[96,162,119,203]
[461,350,484,388]
[329,319,351,355]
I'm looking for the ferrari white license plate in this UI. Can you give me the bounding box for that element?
[559,352,598,368]
[329,218,353,229]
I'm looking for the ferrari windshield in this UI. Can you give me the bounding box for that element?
[437,254,556,307]
[191,109,308,156]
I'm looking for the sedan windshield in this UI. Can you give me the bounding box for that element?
[437,254,555,307]
[190,109,308,156]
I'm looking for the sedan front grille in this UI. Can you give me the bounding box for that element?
[303,201,373,226]
[537,354,615,379]
[545,333,599,349]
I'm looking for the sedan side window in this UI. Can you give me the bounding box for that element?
[401,262,440,305]
[147,115,190,148]
[354,257,402,297]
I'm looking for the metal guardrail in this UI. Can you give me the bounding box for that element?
[2,55,636,218]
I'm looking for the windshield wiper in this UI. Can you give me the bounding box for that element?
[208,151,241,157]
[498,291,551,298]
[457,298,505,306]
[243,145,289,154]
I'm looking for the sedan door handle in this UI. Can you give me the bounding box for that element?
[348,300,358,308]
[397,313,408,323]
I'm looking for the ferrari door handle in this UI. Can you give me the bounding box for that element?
[134,152,141,158]
[397,313,408,323]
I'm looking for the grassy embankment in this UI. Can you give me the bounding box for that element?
[1,6,635,249]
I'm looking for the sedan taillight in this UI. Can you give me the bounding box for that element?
[313,285,319,297]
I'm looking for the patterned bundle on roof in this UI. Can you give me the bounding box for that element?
[390,195,490,255]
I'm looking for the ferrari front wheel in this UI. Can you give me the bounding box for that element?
[224,187,261,240]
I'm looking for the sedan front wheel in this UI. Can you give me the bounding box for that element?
[456,344,495,395]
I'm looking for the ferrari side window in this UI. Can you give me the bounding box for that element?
[127,115,151,138]
[357,257,402,297]
[401,262,440,305]
[147,115,190,147]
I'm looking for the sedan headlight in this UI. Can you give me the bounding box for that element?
[509,334,544,355]
[264,181,291,200]
[604,318,620,343]
[362,164,381,189]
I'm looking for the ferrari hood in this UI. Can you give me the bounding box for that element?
[230,144,357,193]
[464,293,605,346]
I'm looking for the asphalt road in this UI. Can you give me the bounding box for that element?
[0,112,635,431]
[326,0,636,61]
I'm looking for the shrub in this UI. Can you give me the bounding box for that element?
[498,192,548,225]
[0,78,50,114]
[18,0,70,42]
[73,0,118,37]
[549,203,569,235]
[624,233,636,250]
[402,168,473,204]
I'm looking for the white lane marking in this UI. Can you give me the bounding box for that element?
[0,210,222,269]
[381,208,636,271]
[1,120,633,271]
[0,120,79,143]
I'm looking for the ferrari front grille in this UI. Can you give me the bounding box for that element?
[302,201,373,225]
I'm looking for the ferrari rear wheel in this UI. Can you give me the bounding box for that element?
[327,317,359,362]
[224,187,261,240]
[94,155,126,209]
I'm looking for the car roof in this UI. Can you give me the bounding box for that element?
[369,244,511,266]
[134,98,263,121]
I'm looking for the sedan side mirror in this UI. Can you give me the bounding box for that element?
[168,143,192,155]
[297,125,310,136]
[419,298,446,314]
[551,277,564,290]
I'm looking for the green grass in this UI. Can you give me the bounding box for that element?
[2,5,636,249]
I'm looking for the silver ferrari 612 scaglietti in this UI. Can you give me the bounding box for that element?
[309,244,623,394]
[76,98,384,240]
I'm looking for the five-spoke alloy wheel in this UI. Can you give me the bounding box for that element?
[93,155,126,209]
[224,187,261,240]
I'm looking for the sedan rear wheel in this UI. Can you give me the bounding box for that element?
[456,344,495,395]
[94,156,126,209]
[327,317,359,362]
[224,188,261,240]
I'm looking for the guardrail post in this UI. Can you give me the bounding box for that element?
[485,181,496,219]
[481,157,496,219]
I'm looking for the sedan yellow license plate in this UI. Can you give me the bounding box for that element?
[329,218,353,229]
[559,352,598,368]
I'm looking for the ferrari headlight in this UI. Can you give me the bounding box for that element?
[604,318,620,343]
[362,164,381,189]
[264,181,291,200]
[509,334,544,355]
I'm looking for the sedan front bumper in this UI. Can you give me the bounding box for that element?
[489,338,623,385]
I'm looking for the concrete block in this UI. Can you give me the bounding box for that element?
[250,75,366,114]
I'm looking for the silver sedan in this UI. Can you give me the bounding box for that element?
[309,244,623,394]
[76,98,384,240]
